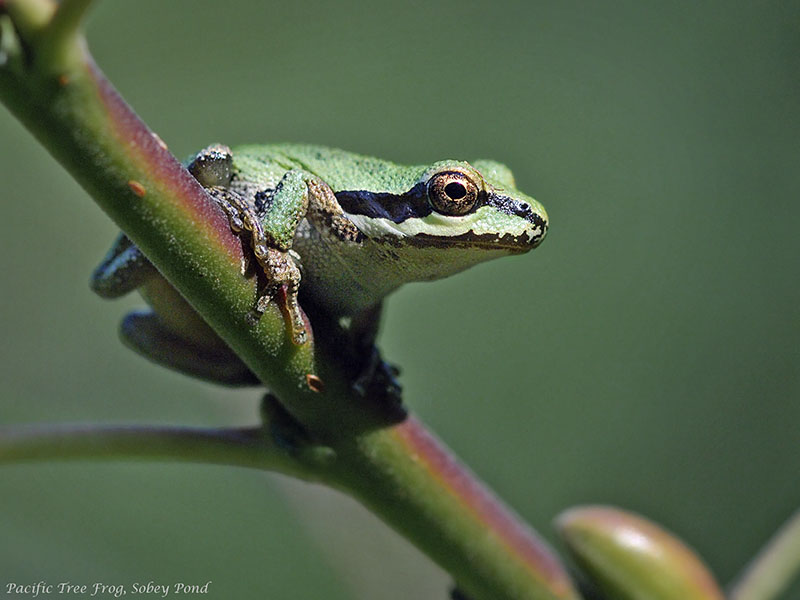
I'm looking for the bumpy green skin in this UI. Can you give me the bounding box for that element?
[92,144,548,384]
[233,144,423,193]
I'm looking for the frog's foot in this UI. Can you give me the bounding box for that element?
[206,185,308,345]
[90,233,158,298]
[450,587,474,600]
[261,394,336,467]
[352,345,404,409]
[253,244,307,345]
[121,310,259,386]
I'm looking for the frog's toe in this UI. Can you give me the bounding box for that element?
[120,310,260,386]
[91,234,157,299]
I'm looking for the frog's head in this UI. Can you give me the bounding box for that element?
[337,159,548,256]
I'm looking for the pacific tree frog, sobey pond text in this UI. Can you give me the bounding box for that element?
[91,144,548,387]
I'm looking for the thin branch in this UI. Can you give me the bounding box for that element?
[39,0,94,67]
[729,509,800,600]
[4,0,55,41]
[47,0,93,35]
[0,423,311,476]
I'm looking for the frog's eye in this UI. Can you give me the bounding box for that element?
[426,171,479,216]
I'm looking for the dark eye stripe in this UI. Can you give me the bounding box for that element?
[486,194,537,221]
[336,186,540,226]
[335,183,430,224]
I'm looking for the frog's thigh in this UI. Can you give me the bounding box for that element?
[90,233,158,298]
[120,310,259,386]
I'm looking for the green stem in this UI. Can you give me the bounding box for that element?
[729,509,800,600]
[0,3,578,598]
[38,0,93,68]
[0,424,311,478]
[4,0,54,40]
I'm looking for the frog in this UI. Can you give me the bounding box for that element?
[91,144,548,387]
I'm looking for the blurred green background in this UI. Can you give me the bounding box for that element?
[1,1,798,598]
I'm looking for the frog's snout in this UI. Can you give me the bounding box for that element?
[526,211,548,249]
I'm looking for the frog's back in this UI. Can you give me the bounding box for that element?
[232,144,422,194]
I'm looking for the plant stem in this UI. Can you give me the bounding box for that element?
[729,509,800,600]
[0,424,311,479]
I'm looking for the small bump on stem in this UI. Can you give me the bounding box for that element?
[127,180,146,197]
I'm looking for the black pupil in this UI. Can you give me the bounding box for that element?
[444,182,467,200]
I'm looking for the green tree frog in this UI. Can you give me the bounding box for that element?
[91,144,548,386]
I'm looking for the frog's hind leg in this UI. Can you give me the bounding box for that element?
[121,310,259,386]
[92,232,259,386]
[90,233,158,299]
[126,267,260,386]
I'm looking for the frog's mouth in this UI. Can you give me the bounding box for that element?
[347,206,547,252]
[366,220,547,253]
[407,225,547,252]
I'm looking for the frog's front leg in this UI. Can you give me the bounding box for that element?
[208,169,362,345]
[347,304,403,407]
[204,182,306,344]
